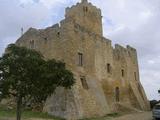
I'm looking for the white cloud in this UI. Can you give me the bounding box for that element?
[0,0,50,56]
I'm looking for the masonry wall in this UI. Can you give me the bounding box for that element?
[15,0,150,119]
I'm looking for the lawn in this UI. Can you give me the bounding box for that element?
[0,105,63,120]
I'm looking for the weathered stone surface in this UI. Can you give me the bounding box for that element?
[15,0,150,119]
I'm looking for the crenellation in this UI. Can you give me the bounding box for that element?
[50,23,60,29]
[127,45,137,52]
[113,44,127,61]
[114,44,126,51]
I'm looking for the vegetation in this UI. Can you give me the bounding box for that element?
[0,103,125,120]
[0,44,75,120]
[0,105,120,120]
[0,104,63,120]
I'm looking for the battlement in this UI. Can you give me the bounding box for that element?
[113,44,137,62]
[127,45,137,52]
[65,1,101,17]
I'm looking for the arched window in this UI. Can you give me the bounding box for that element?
[115,87,120,102]
[107,63,111,73]
[121,69,124,77]
[57,32,60,37]
[78,53,83,66]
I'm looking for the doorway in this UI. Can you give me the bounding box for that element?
[115,87,120,102]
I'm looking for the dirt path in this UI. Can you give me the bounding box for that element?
[111,112,152,120]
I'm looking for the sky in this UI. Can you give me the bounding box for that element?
[0,0,160,100]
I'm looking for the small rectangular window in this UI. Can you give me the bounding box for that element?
[80,76,88,90]
[107,63,111,73]
[30,40,35,49]
[121,69,124,77]
[44,37,48,44]
[83,6,88,12]
[134,72,137,81]
[78,53,83,66]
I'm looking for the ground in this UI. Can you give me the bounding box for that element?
[80,111,152,120]
[110,112,152,120]
[0,111,152,120]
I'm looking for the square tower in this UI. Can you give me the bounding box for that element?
[65,0,103,35]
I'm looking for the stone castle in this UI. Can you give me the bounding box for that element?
[16,0,150,119]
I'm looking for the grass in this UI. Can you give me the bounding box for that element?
[0,105,63,120]
[0,105,122,120]
[106,113,120,117]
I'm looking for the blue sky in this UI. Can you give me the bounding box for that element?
[0,0,160,100]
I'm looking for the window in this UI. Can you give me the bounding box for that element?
[115,87,120,102]
[30,40,34,49]
[107,63,111,73]
[44,37,48,44]
[57,32,60,37]
[78,53,83,66]
[121,69,124,77]
[85,7,88,12]
[83,6,88,12]
[80,76,88,90]
[134,72,137,81]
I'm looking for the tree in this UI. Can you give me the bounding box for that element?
[0,44,75,120]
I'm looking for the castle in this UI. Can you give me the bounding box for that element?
[16,0,150,119]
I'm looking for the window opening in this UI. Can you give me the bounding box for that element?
[115,87,120,102]
[78,53,83,66]
[134,72,137,81]
[121,69,124,77]
[30,40,34,49]
[80,76,88,89]
[107,63,111,73]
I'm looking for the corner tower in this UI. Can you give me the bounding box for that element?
[65,0,103,35]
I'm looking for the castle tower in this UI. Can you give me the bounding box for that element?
[65,0,103,35]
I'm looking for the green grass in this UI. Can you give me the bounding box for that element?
[0,105,63,120]
[106,113,120,117]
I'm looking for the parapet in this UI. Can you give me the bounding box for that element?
[50,23,60,29]
[65,1,101,17]
[115,44,126,51]
[113,44,138,61]
[127,45,137,52]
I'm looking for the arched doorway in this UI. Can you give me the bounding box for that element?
[115,87,120,102]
